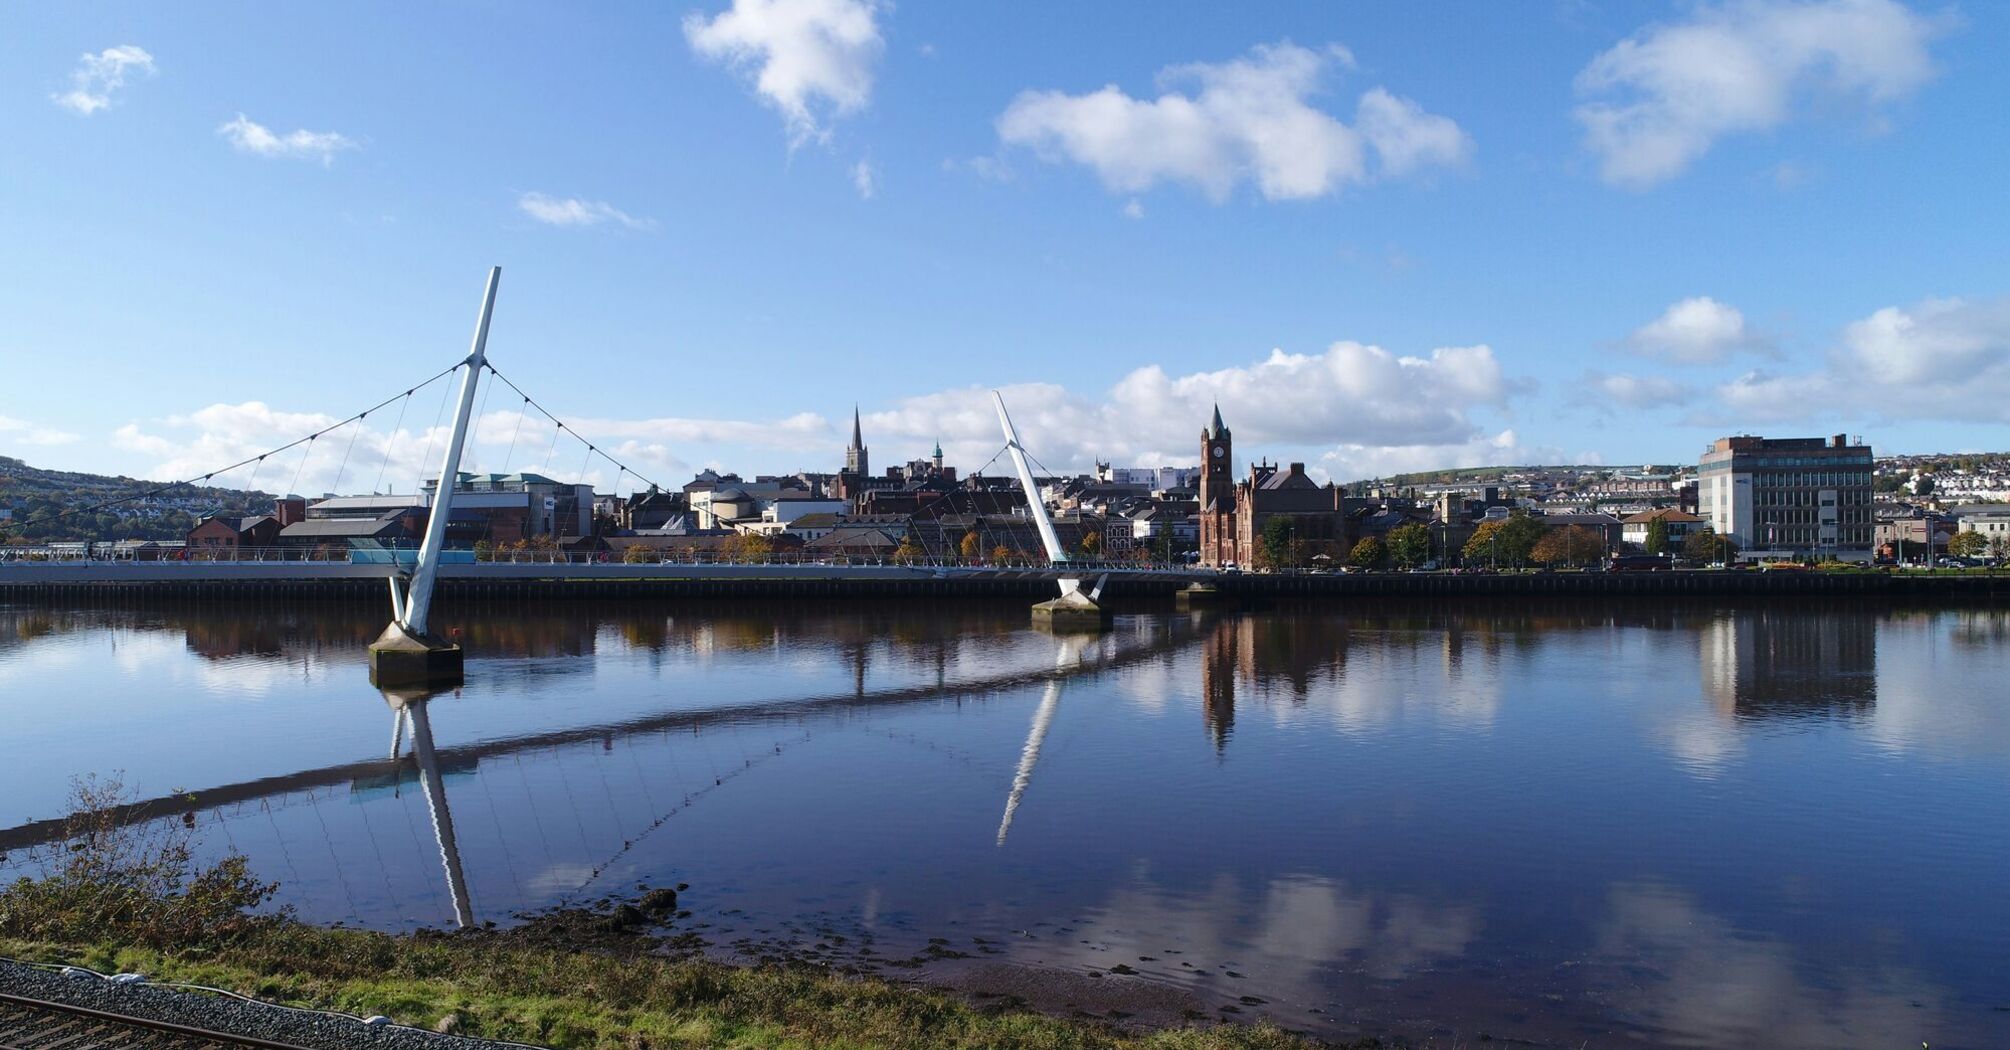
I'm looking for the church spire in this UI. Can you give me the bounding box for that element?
[845,405,869,476]
[1209,402,1229,439]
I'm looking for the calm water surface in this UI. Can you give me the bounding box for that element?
[2,599,2006,1048]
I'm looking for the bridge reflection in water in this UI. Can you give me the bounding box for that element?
[5,600,2010,1050]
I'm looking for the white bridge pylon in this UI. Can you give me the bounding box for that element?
[991,391,1105,605]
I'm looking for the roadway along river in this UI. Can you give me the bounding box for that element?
[2,597,2006,1048]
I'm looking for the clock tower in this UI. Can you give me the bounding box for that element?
[1199,404,1233,512]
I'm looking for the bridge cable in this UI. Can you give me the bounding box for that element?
[0,363,457,540]
[285,436,316,501]
[501,396,529,476]
[464,368,495,475]
[413,369,457,494]
[483,364,669,494]
[328,410,367,497]
[371,390,414,496]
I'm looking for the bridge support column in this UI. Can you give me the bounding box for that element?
[992,391,1112,630]
[369,267,497,686]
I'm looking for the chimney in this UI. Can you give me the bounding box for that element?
[274,497,307,527]
[1833,433,1847,448]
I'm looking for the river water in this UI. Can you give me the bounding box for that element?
[1,599,2005,1048]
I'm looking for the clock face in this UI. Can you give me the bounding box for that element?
[1211,446,1225,459]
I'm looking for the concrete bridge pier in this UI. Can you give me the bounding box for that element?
[369,620,464,686]
[1032,580,1109,630]
[1175,581,1222,610]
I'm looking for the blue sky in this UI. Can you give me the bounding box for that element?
[4,0,2008,495]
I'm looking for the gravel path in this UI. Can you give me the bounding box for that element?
[0,958,546,1050]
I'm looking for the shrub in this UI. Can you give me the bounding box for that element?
[0,774,281,949]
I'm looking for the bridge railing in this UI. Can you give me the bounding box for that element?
[0,546,1202,573]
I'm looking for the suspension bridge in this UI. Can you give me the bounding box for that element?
[0,267,1213,674]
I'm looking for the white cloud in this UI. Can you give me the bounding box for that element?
[1708,293,2010,425]
[863,340,1515,481]
[1575,0,1947,187]
[996,41,1470,202]
[1842,296,2010,386]
[217,114,357,165]
[53,45,154,115]
[850,159,876,199]
[1630,296,1764,363]
[1581,371,1694,409]
[1121,198,1144,219]
[516,192,654,230]
[0,416,81,446]
[1354,86,1470,177]
[684,0,885,148]
[108,338,1521,494]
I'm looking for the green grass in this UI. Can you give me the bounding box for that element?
[0,925,1353,1050]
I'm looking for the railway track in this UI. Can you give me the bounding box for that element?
[0,990,317,1050]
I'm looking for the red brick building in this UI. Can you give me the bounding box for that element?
[1197,407,1356,567]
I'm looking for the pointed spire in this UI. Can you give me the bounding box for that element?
[851,405,863,449]
[1209,402,1228,439]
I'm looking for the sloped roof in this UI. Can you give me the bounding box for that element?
[1621,508,1705,524]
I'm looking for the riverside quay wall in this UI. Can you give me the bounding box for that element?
[4,562,2010,602]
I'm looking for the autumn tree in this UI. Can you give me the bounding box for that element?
[622,543,656,564]
[727,533,773,561]
[1948,531,1987,558]
[1463,520,1505,566]
[959,530,981,561]
[1348,535,1387,570]
[1532,525,1605,566]
[893,536,924,564]
[1079,530,1101,557]
[1385,522,1430,569]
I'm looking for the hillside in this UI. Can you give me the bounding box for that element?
[0,456,271,543]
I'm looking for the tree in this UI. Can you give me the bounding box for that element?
[1079,530,1101,557]
[990,544,1011,567]
[959,530,981,561]
[622,543,656,564]
[1259,516,1299,570]
[1497,513,1549,566]
[1991,535,2010,562]
[1644,516,1670,555]
[1386,522,1430,569]
[1463,521,1505,566]
[1684,528,1737,564]
[893,536,924,564]
[1348,535,1386,570]
[1948,531,1987,558]
[726,533,773,561]
[1533,525,1604,566]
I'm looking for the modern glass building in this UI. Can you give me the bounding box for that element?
[1697,435,1875,559]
